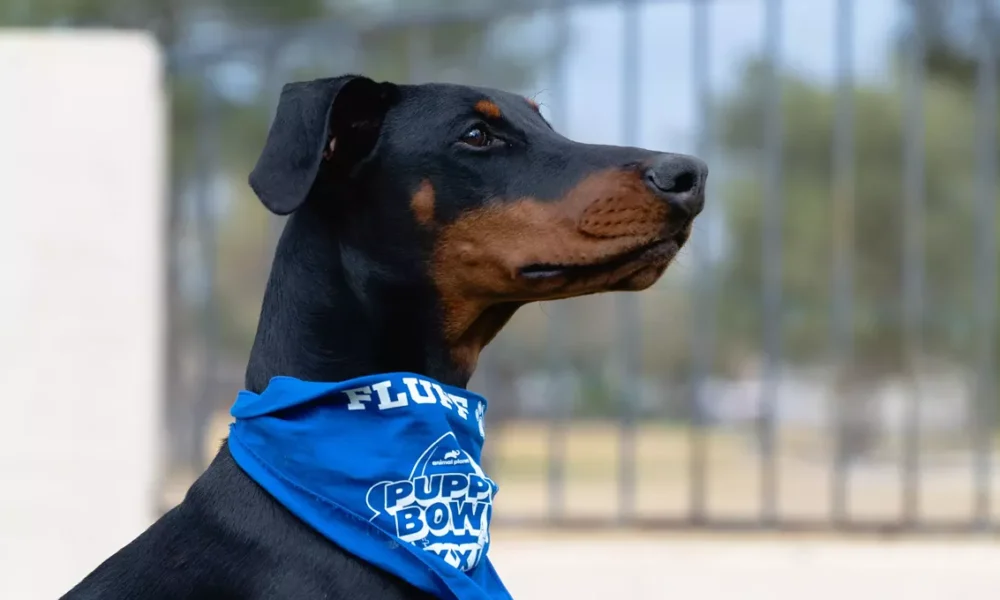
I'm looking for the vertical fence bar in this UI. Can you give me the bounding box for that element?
[900,12,926,527]
[617,0,642,523]
[546,0,572,522]
[830,0,855,528]
[973,0,998,529]
[759,0,784,527]
[688,0,712,525]
[193,80,221,472]
[162,59,186,497]
[544,311,569,521]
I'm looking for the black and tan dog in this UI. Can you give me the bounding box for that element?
[64,75,707,599]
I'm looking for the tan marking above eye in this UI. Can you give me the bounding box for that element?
[410,180,436,227]
[474,99,502,119]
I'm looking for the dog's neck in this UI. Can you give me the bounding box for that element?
[244,211,470,393]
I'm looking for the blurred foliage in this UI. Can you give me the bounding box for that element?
[717,1,999,388]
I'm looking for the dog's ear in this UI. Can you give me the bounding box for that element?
[249,75,399,215]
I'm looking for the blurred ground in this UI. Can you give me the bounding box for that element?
[489,532,1000,599]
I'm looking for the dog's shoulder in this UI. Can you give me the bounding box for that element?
[61,463,259,599]
[64,444,436,600]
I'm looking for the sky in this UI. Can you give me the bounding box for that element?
[545,0,903,150]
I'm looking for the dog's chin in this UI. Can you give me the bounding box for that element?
[516,236,682,298]
[602,238,678,291]
[607,258,671,291]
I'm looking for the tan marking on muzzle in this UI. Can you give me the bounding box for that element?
[430,169,668,375]
[576,173,668,238]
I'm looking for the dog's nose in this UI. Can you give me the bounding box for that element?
[643,154,708,219]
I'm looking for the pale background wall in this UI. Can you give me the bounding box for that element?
[0,32,165,600]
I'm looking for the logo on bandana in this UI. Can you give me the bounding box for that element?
[474,401,486,439]
[366,432,497,571]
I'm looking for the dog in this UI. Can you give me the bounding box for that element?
[64,74,707,600]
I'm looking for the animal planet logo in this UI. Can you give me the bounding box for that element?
[474,401,486,439]
[366,432,497,572]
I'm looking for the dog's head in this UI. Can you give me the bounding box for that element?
[250,75,707,375]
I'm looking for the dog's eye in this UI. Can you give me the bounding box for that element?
[459,126,493,148]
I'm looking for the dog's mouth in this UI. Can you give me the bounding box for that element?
[519,231,687,281]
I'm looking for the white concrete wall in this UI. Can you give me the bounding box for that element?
[0,31,165,600]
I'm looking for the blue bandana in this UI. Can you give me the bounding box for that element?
[227,373,512,600]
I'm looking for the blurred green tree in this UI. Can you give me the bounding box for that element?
[717,60,996,372]
[714,2,999,447]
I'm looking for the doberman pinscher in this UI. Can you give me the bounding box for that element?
[64,75,707,600]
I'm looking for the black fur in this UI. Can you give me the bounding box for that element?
[64,74,707,599]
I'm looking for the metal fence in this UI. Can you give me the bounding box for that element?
[167,0,1000,534]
